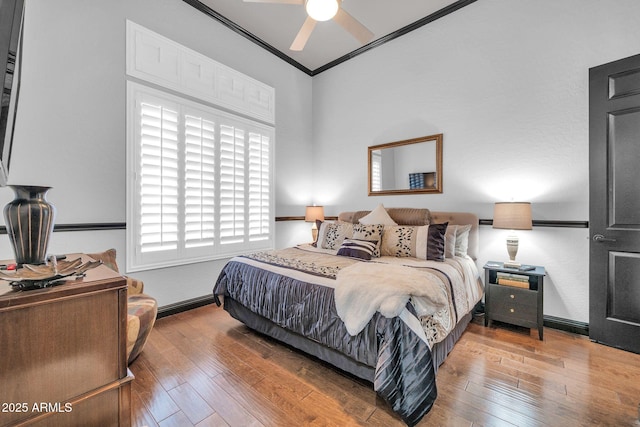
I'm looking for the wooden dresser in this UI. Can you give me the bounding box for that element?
[0,255,133,426]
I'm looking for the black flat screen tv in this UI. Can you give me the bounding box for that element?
[0,0,25,186]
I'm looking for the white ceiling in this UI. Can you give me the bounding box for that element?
[191,0,469,74]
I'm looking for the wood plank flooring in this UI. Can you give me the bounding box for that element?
[130,304,640,426]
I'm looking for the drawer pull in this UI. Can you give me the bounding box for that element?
[510,308,515,313]
[510,294,515,299]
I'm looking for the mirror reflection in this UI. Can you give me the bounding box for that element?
[368,134,443,195]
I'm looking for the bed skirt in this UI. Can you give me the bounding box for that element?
[222,296,473,382]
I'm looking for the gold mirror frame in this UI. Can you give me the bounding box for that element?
[368,134,443,196]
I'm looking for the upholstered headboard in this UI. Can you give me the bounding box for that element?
[337,208,479,260]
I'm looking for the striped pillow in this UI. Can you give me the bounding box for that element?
[337,239,379,260]
[352,223,384,257]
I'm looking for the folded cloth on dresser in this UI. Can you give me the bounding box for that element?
[335,262,449,335]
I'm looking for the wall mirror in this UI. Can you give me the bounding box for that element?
[368,134,443,195]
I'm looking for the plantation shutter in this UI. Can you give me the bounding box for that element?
[139,101,179,253]
[184,113,216,249]
[127,82,274,272]
[219,124,245,245]
[248,132,270,241]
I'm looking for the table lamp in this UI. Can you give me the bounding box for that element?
[493,202,532,268]
[305,205,324,241]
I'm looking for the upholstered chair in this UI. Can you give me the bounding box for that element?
[87,249,158,365]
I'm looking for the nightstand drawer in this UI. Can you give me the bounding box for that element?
[489,284,537,307]
[488,284,538,325]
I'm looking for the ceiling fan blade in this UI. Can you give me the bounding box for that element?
[290,16,317,51]
[243,0,303,4]
[334,8,374,45]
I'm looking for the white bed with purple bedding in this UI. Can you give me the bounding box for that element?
[213,208,483,425]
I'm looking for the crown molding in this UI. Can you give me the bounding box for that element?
[183,0,478,76]
[182,0,313,75]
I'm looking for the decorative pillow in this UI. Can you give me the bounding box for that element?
[358,204,398,226]
[337,239,378,260]
[425,222,448,261]
[381,223,448,261]
[381,225,424,258]
[454,224,472,257]
[87,248,146,295]
[444,225,457,258]
[316,221,354,250]
[352,223,384,257]
[444,224,473,258]
[87,248,119,272]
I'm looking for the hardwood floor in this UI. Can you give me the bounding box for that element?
[131,304,640,426]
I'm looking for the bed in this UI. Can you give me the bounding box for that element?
[213,207,483,426]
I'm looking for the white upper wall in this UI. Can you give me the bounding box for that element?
[309,0,640,323]
[0,0,313,306]
[4,0,313,220]
[311,0,640,218]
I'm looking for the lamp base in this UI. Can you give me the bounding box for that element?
[504,233,520,269]
[503,260,521,269]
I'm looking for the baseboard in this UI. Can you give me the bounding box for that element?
[544,315,589,336]
[157,295,216,319]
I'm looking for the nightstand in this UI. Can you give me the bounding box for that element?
[483,262,546,340]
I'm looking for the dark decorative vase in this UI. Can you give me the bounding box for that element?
[3,185,56,266]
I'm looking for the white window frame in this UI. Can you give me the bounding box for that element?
[126,82,274,272]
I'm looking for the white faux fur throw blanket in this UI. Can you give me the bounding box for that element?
[335,262,448,335]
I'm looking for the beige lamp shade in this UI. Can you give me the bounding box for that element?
[305,206,324,241]
[305,206,325,222]
[492,202,532,230]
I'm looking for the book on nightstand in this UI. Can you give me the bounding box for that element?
[496,272,530,289]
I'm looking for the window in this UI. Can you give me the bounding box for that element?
[127,82,274,272]
[371,150,382,192]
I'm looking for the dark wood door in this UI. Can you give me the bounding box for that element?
[589,53,640,354]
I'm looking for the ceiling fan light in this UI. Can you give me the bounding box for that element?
[305,0,339,22]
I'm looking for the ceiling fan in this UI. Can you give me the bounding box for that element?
[243,0,374,51]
